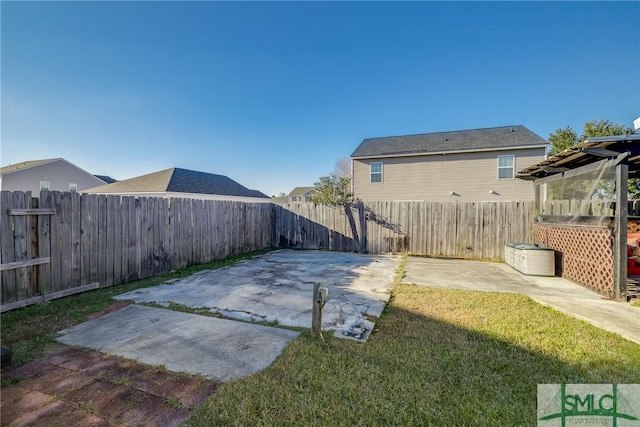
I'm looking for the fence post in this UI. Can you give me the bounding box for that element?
[358,202,367,253]
[613,161,628,300]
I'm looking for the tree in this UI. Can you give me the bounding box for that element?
[334,157,351,180]
[583,119,633,139]
[548,126,578,156]
[310,158,352,205]
[548,119,634,155]
[547,119,637,199]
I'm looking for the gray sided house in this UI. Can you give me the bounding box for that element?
[287,187,316,202]
[0,158,108,194]
[351,125,548,202]
[84,167,271,203]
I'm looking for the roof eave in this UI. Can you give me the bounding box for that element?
[0,158,62,176]
[351,144,548,160]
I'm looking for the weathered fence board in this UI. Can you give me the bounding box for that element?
[12,192,29,300]
[0,282,100,313]
[1,192,16,302]
[71,192,81,287]
[51,192,63,293]
[120,196,129,283]
[0,258,50,271]
[113,195,122,285]
[274,201,535,259]
[135,197,143,279]
[38,191,53,294]
[3,191,538,311]
[58,192,70,290]
[127,196,137,282]
[80,194,90,286]
[9,208,57,215]
[105,195,115,287]
[27,198,39,298]
[1,191,276,310]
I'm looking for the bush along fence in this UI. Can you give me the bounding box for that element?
[1,191,535,311]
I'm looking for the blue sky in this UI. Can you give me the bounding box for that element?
[2,1,639,197]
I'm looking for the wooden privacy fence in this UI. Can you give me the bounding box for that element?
[275,201,536,260]
[2,192,536,311]
[1,191,273,311]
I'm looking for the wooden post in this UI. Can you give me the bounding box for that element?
[311,283,322,339]
[614,161,628,300]
[358,202,367,253]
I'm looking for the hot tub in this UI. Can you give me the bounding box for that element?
[504,243,555,276]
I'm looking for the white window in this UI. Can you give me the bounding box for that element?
[69,183,78,193]
[498,155,515,179]
[40,181,50,190]
[370,162,383,183]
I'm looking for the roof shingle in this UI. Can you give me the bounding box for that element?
[93,175,117,184]
[0,158,60,175]
[288,187,315,197]
[85,167,269,198]
[351,125,548,158]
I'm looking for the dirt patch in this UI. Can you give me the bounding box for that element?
[0,346,217,426]
[87,301,132,320]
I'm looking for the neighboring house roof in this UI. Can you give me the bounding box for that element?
[0,158,60,175]
[351,125,548,158]
[288,187,316,197]
[1,158,109,191]
[271,196,288,204]
[94,175,117,184]
[85,167,269,198]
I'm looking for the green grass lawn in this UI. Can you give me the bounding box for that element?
[3,251,639,426]
[185,285,640,427]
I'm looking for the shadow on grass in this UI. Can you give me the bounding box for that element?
[185,285,640,427]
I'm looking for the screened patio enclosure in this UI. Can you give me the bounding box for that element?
[517,134,640,300]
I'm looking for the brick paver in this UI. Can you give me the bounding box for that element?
[1,347,218,426]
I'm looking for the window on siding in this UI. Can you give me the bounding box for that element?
[69,183,78,193]
[40,181,50,190]
[370,162,383,183]
[497,155,515,179]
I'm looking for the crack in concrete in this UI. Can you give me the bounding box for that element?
[115,250,401,342]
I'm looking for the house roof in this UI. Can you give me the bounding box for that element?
[288,187,316,197]
[0,158,60,175]
[517,134,640,180]
[351,125,548,158]
[84,167,269,198]
[271,196,288,204]
[94,175,117,184]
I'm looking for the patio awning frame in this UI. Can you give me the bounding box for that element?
[521,135,640,300]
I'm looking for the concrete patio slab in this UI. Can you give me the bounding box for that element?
[55,304,299,381]
[115,250,401,342]
[402,257,640,345]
